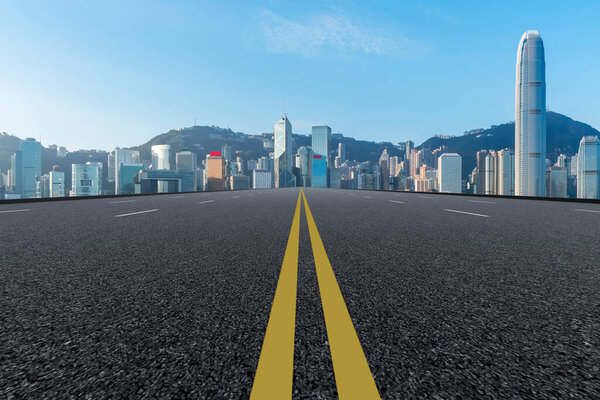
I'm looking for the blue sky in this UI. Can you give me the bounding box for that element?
[1,0,599,151]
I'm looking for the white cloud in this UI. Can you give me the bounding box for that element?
[257,9,425,58]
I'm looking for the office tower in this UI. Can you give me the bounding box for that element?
[409,149,419,177]
[576,136,600,199]
[230,175,250,190]
[311,126,331,188]
[338,142,346,163]
[176,151,198,191]
[390,156,399,177]
[379,149,390,190]
[151,145,171,170]
[252,169,272,189]
[295,146,310,187]
[206,153,226,191]
[274,115,296,188]
[11,138,41,199]
[498,149,515,196]
[405,140,414,173]
[312,155,327,188]
[329,168,341,189]
[438,153,462,193]
[114,148,140,194]
[515,30,546,196]
[569,154,578,177]
[39,174,49,198]
[176,151,197,171]
[107,151,115,184]
[485,151,498,195]
[475,150,488,195]
[49,166,65,198]
[72,162,102,196]
[547,167,567,198]
[119,164,144,194]
[221,144,232,162]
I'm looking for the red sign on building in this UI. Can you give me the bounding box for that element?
[210,151,222,157]
[313,155,322,159]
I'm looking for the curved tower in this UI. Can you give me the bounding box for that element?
[515,30,546,196]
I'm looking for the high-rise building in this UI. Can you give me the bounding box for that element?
[107,151,115,184]
[311,126,331,188]
[389,156,399,178]
[547,167,567,198]
[176,151,197,171]
[329,168,341,189]
[114,148,140,194]
[295,146,311,187]
[176,151,198,191]
[379,149,390,190]
[476,150,488,195]
[118,164,145,194]
[72,162,102,196]
[576,136,599,199]
[338,142,346,163]
[49,166,65,198]
[252,169,272,189]
[274,115,296,188]
[206,153,225,191]
[405,140,414,173]
[221,144,232,162]
[498,149,515,196]
[151,145,171,170]
[11,138,42,198]
[485,151,498,195]
[515,30,546,196]
[438,153,462,193]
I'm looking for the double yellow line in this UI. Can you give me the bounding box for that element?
[251,189,380,400]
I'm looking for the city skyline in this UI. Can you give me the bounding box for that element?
[1,2,600,150]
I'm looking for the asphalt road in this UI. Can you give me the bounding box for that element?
[1,188,599,399]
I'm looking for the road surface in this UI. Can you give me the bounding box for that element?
[1,188,599,398]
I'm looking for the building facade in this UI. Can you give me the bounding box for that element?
[438,153,462,193]
[515,30,546,196]
[274,115,296,188]
[577,136,599,199]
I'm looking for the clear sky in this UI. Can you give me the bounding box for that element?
[1,0,599,151]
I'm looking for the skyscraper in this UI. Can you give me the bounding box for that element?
[176,151,198,191]
[379,149,390,190]
[438,153,462,193]
[498,149,515,196]
[49,166,65,198]
[515,30,546,196]
[72,162,102,196]
[311,126,331,188]
[484,151,498,195]
[338,142,346,163]
[405,140,414,174]
[151,145,171,170]
[11,138,42,199]
[206,153,225,191]
[475,150,488,195]
[114,148,140,195]
[274,115,296,188]
[576,136,599,199]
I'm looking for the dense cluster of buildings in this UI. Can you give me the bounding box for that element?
[1,31,599,200]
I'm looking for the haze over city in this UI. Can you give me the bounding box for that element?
[1,1,600,150]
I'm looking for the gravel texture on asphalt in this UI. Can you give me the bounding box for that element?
[1,188,599,399]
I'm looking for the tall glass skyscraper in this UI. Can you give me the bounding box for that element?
[311,126,331,188]
[576,136,599,199]
[10,138,42,198]
[274,115,296,188]
[515,30,546,196]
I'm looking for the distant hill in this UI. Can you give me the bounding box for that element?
[419,112,600,179]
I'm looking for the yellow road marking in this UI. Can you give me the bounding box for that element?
[302,190,381,400]
[250,191,302,400]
